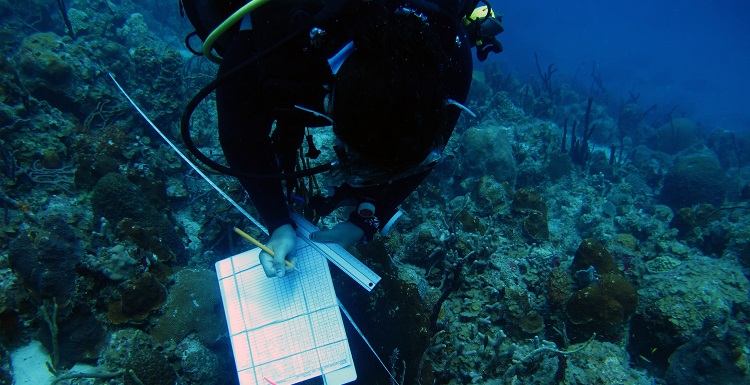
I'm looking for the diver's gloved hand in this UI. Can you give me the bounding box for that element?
[310,221,364,248]
[259,224,297,278]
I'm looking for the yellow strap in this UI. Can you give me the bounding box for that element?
[202,0,274,63]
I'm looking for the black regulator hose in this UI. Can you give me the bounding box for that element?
[180,23,336,180]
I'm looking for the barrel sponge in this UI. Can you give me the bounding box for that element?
[91,172,185,260]
[660,152,726,209]
[571,238,619,276]
[566,273,637,327]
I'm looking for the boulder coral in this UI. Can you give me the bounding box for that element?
[660,152,726,209]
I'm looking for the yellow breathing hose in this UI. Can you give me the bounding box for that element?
[202,0,274,63]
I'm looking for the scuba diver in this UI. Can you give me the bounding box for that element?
[179,0,503,278]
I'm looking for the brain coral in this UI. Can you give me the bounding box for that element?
[648,117,701,155]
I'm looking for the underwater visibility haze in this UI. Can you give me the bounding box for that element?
[495,0,750,133]
[0,0,749,384]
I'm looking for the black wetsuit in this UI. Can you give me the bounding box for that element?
[216,0,474,237]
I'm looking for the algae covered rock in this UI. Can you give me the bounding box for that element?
[564,340,652,384]
[512,188,549,242]
[150,268,226,346]
[635,256,749,357]
[14,31,94,115]
[38,304,105,369]
[107,273,167,324]
[665,326,750,385]
[471,176,510,216]
[18,32,74,91]
[460,124,516,184]
[100,329,177,385]
[174,335,222,385]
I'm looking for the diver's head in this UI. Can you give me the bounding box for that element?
[331,2,452,186]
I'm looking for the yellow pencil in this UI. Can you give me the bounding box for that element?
[233,227,297,270]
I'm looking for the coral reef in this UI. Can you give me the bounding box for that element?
[0,2,748,384]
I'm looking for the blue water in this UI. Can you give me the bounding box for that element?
[488,0,750,132]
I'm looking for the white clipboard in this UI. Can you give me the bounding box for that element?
[216,237,357,385]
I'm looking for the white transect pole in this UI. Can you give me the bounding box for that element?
[108,72,269,235]
[110,73,381,290]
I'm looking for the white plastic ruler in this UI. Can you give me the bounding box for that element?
[290,212,381,291]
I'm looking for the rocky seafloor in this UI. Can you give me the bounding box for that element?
[1,1,749,384]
